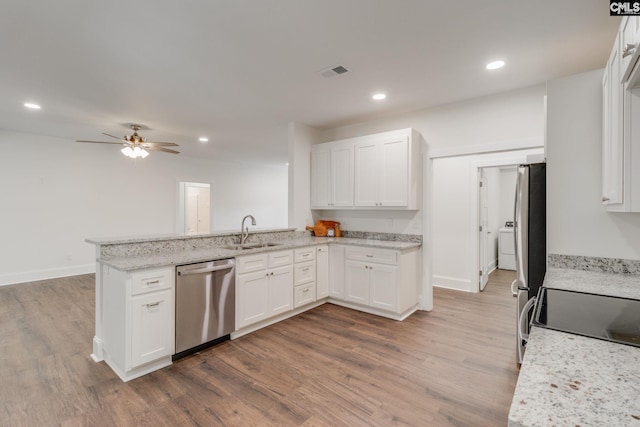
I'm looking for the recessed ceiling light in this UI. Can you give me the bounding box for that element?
[486,60,505,70]
[24,102,41,110]
[199,137,209,143]
[372,93,386,101]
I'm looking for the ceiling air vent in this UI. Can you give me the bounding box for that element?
[319,64,350,78]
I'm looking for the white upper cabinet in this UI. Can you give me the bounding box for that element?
[603,17,640,212]
[621,16,640,82]
[312,128,421,210]
[311,142,354,208]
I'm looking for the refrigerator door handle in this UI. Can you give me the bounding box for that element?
[514,166,529,291]
[518,297,536,342]
[511,279,519,297]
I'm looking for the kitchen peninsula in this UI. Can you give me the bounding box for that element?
[87,228,422,381]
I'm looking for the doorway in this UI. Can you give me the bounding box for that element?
[478,166,517,291]
[178,182,211,235]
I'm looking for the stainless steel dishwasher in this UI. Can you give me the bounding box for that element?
[175,258,235,359]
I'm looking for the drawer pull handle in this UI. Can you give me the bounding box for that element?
[302,268,309,272]
[366,254,373,258]
[146,280,160,286]
[303,289,309,293]
[147,302,160,308]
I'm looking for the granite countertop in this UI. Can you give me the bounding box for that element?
[86,227,297,245]
[509,267,640,427]
[98,236,421,271]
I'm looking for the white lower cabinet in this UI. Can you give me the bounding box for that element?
[102,265,175,382]
[236,251,294,329]
[316,245,329,299]
[293,247,317,308]
[129,289,174,368]
[329,245,345,299]
[345,260,397,311]
[339,246,418,318]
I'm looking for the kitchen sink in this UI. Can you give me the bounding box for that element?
[223,242,284,251]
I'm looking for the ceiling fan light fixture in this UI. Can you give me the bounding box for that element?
[121,146,149,159]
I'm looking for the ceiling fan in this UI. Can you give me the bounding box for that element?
[77,124,180,158]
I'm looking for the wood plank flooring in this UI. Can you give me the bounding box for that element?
[0,269,518,427]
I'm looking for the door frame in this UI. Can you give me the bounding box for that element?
[470,155,534,292]
[177,182,212,234]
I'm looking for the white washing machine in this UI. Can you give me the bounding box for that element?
[499,227,515,270]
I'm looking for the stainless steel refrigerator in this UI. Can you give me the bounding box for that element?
[512,163,546,363]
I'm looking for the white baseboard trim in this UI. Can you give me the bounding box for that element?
[0,264,95,286]
[432,274,473,292]
[486,259,497,275]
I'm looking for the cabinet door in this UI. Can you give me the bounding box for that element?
[311,148,331,208]
[603,35,625,207]
[332,145,354,206]
[354,141,380,206]
[345,260,370,304]
[329,245,345,299]
[237,271,269,329]
[316,245,329,299]
[129,289,174,369]
[268,265,294,316]
[380,136,409,206]
[621,17,640,81]
[370,264,398,312]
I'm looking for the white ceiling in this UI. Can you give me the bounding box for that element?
[0,1,619,164]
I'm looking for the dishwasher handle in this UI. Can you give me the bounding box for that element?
[177,263,234,276]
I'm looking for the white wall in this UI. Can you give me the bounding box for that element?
[287,122,318,230]
[499,167,517,226]
[547,69,640,259]
[320,83,546,150]
[0,130,288,285]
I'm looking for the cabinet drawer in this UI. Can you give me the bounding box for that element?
[236,254,268,274]
[294,247,316,263]
[345,247,397,266]
[294,283,316,308]
[294,261,316,286]
[130,267,173,296]
[269,250,294,268]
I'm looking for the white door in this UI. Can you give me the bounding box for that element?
[331,145,354,206]
[479,173,489,291]
[380,136,409,206]
[345,260,370,304]
[311,149,331,208]
[329,246,345,299]
[129,290,174,369]
[237,271,269,329]
[370,264,397,311]
[268,265,294,316]
[316,245,329,299]
[354,141,380,206]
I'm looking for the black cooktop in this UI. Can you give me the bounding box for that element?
[532,287,640,348]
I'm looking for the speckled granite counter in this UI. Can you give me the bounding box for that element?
[96,236,422,271]
[508,267,640,427]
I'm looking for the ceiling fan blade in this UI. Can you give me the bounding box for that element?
[102,133,124,140]
[77,140,124,145]
[148,146,180,154]
[142,142,179,147]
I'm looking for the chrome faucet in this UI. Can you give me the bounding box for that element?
[240,215,256,245]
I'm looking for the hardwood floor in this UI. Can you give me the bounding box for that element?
[0,269,518,427]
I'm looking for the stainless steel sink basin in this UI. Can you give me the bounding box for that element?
[223,242,283,251]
